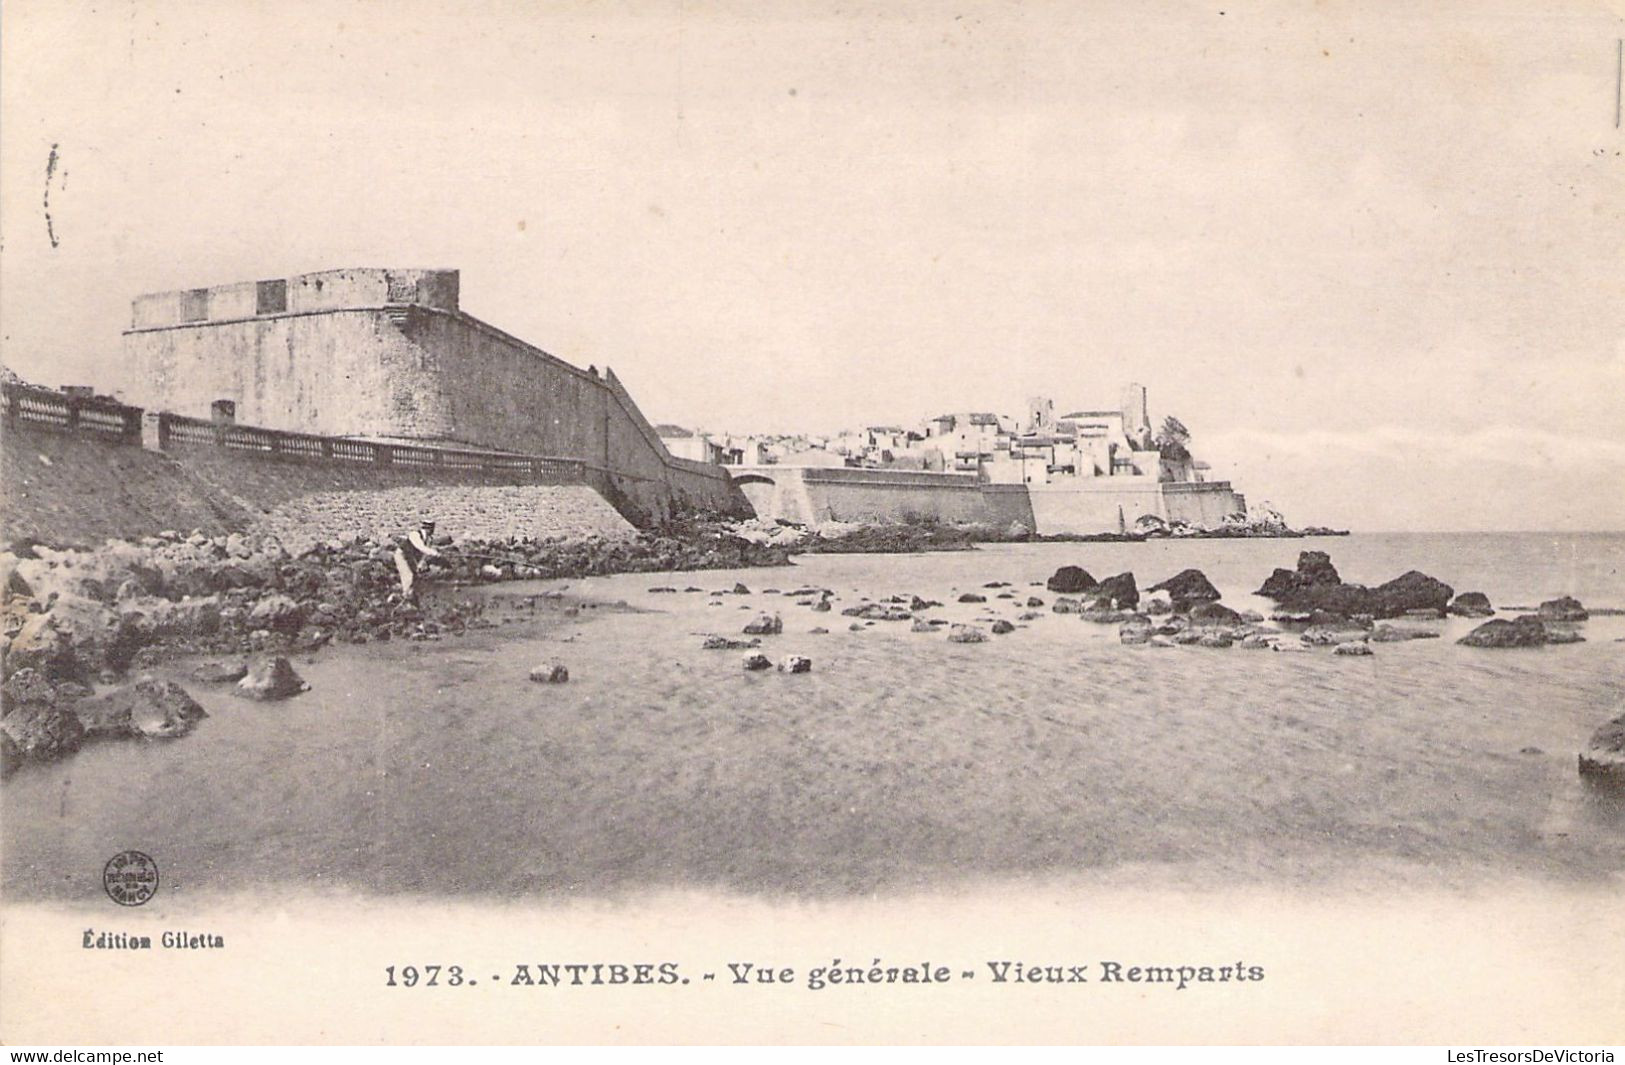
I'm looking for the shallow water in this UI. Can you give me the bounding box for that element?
[4,532,1622,902]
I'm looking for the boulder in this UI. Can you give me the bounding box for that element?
[1371,571,1454,616]
[779,655,812,674]
[1186,602,1243,628]
[1148,569,1221,606]
[1118,616,1154,645]
[732,582,751,595]
[1297,551,1341,586]
[1196,632,1233,649]
[1025,596,1044,608]
[957,593,986,604]
[248,593,306,634]
[4,611,81,680]
[911,618,935,633]
[1370,624,1440,643]
[947,624,987,644]
[1333,641,1373,656]
[1080,607,1133,623]
[703,635,760,650]
[1051,597,1082,615]
[1538,596,1588,622]
[842,603,911,621]
[1256,551,1342,599]
[909,596,941,612]
[1045,566,1097,594]
[234,656,310,700]
[528,661,569,683]
[990,620,1015,635]
[812,600,831,613]
[1458,616,1547,649]
[1256,568,1305,600]
[1090,572,1139,609]
[1301,622,1371,647]
[191,657,249,683]
[1578,713,1625,783]
[742,652,773,671]
[1447,592,1494,618]
[1238,633,1275,650]
[743,613,783,635]
[75,679,208,739]
[1544,629,1586,645]
[1142,593,1173,616]
[1,698,85,762]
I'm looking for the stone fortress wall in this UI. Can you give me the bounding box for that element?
[120,268,749,524]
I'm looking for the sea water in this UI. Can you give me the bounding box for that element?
[3,532,1621,901]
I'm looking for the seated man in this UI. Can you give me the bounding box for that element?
[393,519,443,601]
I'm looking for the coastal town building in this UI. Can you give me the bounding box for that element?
[726,383,1245,533]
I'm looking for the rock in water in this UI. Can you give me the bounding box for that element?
[1051,597,1082,615]
[1091,572,1139,609]
[703,635,760,650]
[1147,569,1221,606]
[1256,551,1342,599]
[779,655,812,674]
[76,679,208,738]
[528,662,569,683]
[234,656,310,700]
[991,620,1015,635]
[910,618,934,633]
[742,613,783,635]
[0,668,85,764]
[1458,616,1548,648]
[1370,624,1440,643]
[1538,596,1588,622]
[742,652,772,671]
[1186,602,1243,628]
[191,657,249,683]
[1447,592,1494,618]
[1333,641,1373,656]
[1118,617,1154,645]
[1045,566,1097,594]
[1371,571,1454,616]
[1578,713,1625,784]
[957,593,986,604]
[1297,551,1341,586]
[947,624,987,644]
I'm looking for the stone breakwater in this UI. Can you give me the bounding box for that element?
[0,523,791,773]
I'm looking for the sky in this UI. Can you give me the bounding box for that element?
[2,0,1622,531]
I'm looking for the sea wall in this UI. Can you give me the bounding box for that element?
[731,464,1244,535]
[732,466,1036,529]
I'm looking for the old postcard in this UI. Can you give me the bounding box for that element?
[1,0,1621,1047]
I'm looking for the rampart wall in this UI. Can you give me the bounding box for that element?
[120,268,749,523]
[731,464,1243,535]
[0,384,709,549]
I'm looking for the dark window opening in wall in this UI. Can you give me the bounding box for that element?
[386,273,417,303]
[256,279,287,315]
[180,289,209,322]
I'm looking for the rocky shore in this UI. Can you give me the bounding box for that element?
[1,526,1613,785]
[0,522,792,773]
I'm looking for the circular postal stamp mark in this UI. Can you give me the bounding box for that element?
[103,850,159,907]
